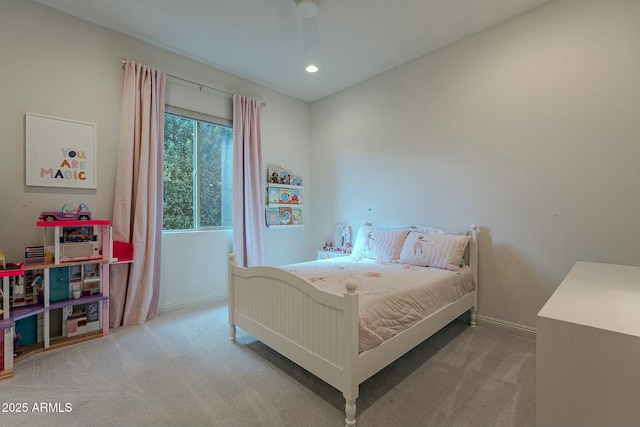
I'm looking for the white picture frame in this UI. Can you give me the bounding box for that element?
[25,112,97,189]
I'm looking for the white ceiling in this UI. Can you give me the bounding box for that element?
[33,0,551,103]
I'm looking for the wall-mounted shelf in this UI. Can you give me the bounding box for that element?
[265,165,303,228]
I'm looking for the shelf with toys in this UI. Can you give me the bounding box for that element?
[265,165,303,228]
[0,262,25,379]
[318,223,353,260]
[0,209,134,381]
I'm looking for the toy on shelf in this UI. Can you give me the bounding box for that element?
[24,246,45,265]
[322,224,353,254]
[0,261,24,272]
[29,274,44,303]
[0,251,22,271]
[39,203,91,221]
[0,287,5,316]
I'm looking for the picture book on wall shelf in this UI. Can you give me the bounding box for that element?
[267,165,281,184]
[266,164,302,186]
[279,169,292,185]
[279,207,293,225]
[291,208,302,225]
[267,186,280,204]
[279,188,292,204]
[266,208,279,226]
[290,188,301,204]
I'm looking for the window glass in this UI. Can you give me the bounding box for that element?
[163,108,232,231]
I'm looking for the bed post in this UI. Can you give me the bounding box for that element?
[228,253,237,342]
[343,278,359,427]
[469,224,478,326]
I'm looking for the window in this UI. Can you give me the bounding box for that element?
[163,106,233,230]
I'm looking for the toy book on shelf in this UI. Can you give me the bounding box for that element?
[266,164,303,186]
[265,165,304,228]
[0,249,24,274]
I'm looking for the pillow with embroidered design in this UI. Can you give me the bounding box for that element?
[399,231,470,271]
[351,226,409,262]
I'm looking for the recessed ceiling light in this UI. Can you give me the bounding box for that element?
[306,65,318,73]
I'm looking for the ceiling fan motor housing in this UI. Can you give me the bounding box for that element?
[296,0,318,18]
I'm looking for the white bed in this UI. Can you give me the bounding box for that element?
[228,224,478,426]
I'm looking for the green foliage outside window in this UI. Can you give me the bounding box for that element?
[163,112,233,230]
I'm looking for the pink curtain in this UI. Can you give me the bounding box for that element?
[232,95,265,267]
[110,60,166,326]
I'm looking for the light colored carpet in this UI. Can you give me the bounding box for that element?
[0,300,536,427]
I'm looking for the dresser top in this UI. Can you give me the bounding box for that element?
[538,261,640,337]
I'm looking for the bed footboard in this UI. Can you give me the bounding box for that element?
[228,224,478,427]
[228,254,360,426]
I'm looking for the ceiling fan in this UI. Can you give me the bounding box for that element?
[295,0,321,49]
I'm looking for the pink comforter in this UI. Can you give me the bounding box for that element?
[283,256,475,352]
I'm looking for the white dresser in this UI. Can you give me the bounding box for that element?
[536,262,640,427]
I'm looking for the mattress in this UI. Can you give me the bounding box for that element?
[283,256,476,352]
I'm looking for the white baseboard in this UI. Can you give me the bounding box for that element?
[159,293,227,312]
[476,314,536,339]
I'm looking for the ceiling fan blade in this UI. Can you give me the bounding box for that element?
[302,16,321,49]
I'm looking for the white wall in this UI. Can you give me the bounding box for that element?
[5,0,639,328]
[0,0,312,308]
[160,230,232,308]
[309,0,640,329]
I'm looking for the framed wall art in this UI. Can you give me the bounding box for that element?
[25,112,97,189]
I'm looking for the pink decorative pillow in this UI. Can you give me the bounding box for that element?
[399,232,470,271]
[351,226,409,262]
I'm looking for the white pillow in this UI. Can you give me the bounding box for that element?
[351,226,409,262]
[399,232,470,271]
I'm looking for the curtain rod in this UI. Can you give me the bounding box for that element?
[121,58,266,107]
